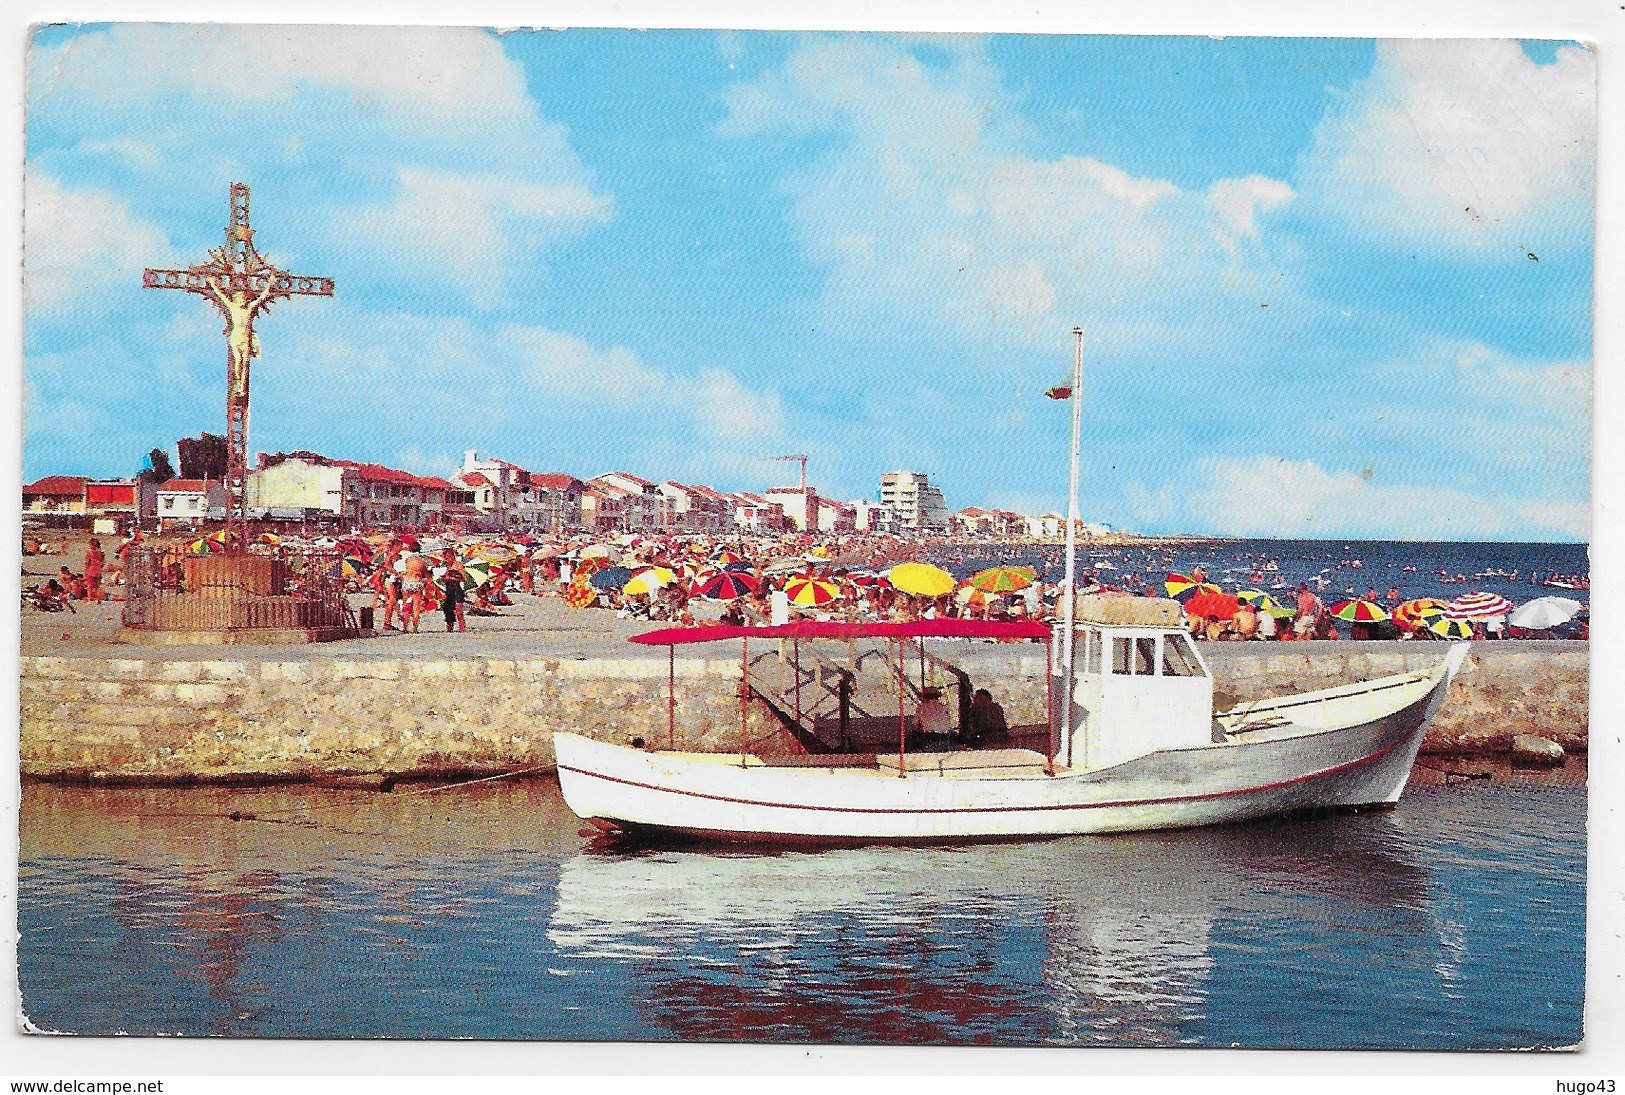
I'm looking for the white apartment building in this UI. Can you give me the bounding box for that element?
[878,471,950,535]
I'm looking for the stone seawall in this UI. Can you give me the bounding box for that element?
[19,640,1587,783]
[19,654,797,783]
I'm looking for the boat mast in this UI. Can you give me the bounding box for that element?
[1061,326,1085,769]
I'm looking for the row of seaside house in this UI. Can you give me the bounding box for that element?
[23,449,1105,539]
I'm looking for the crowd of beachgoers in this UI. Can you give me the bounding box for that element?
[22,527,1588,641]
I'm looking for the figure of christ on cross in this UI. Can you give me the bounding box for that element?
[208,270,277,402]
[143,183,333,548]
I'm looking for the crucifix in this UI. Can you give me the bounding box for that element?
[144,183,334,550]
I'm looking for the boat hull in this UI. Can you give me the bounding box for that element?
[555,653,1459,844]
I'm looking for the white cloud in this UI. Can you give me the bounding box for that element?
[1357,337,1591,495]
[23,172,170,311]
[27,24,612,312]
[719,36,1297,351]
[1208,175,1296,241]
[1300,39,1594,256]
[1126,454,1588,540]
[29,24,531,121]
[341,167,612,310]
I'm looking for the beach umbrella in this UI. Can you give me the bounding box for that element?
[1427,616,1475,639]
[623,566,676,597]
[1185,590,1242,620]
[564,579,598,609]
[888,562,956,597]
[467,543,517,566]
[691,570,758,600]
[460,560,495,591]
[325,557,364,581]
[969,566,1037,593]
[573,554,613,577]
[714,550,745,566]
[785,574,839,607]
[1165,573,1221,603]
[334,537,369,558]
[255,532,283,547]
[851,572,892,589]
[589,565,635,591]
[1393,598,1449,630]
[1237,589,1284,614]
[1509,596,1584,630]
[187,534,225,555]
[1328,598,1390,624]
[580,543,619,562]
[1446,591,1514,621]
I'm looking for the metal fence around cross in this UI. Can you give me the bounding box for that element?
[120,544,359,635]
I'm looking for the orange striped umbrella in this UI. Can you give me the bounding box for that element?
[1393,598,1448,630]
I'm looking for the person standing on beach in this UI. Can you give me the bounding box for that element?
[440,548,467,633]
[83,539,105,603]
[400,550,429,633]
[1294,583,1320,639]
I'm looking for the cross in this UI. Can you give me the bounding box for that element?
[144,183,334,550]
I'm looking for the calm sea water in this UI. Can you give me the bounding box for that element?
[18,767,1585,1048]
[929,538,1590,608]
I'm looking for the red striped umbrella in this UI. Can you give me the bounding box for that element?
[1328,598,1390,624]
[851,572,892,588]
[1445,591,1513,620]
[691,570,759,600]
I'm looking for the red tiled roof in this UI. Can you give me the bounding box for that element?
[417,477,455,490]
[459,472,493,488]
[23,475,89,496]
[530,473,581,491]
[331,459,424,484]
[157,479,213,492]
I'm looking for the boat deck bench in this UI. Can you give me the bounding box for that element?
[876,747,1053,777]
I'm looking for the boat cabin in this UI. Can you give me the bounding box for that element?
[1056,596,1214,771]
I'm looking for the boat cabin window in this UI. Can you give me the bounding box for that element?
[1161,632,1206,678]
[1111,635,1157,676]
[1085,628,1102,674]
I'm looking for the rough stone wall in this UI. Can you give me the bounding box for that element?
[20,655,796,783]
[19,641,1587,782]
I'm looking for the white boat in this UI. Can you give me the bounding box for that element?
[554,600,1470,845]
[557,324,1471,846]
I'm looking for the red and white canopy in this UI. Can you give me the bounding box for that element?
[1444,592,1513,620]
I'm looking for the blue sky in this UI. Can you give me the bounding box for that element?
[23,26,1593,540]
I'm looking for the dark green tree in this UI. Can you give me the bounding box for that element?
[139,447,177,484]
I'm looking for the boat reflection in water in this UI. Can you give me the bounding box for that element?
[547,812,1436,1046]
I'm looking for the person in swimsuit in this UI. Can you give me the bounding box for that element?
[400,551,429,633]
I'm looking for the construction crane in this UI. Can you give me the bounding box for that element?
[769,453,808,494]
